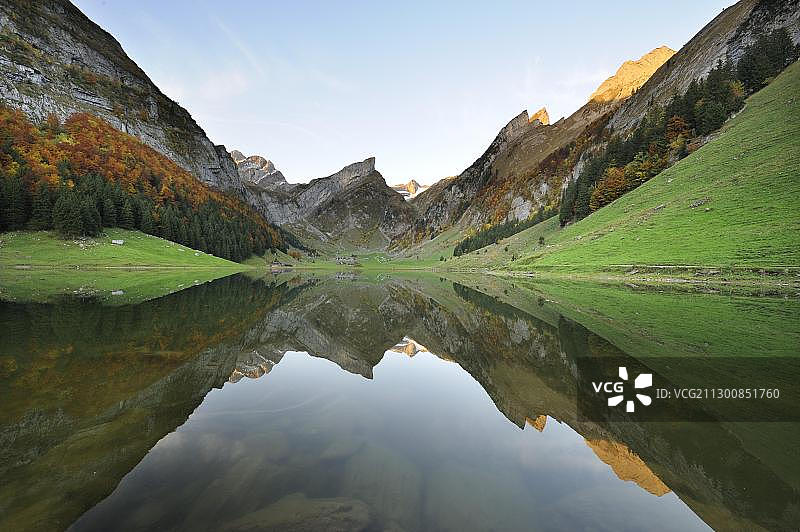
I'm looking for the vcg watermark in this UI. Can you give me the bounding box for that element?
[577,357,798,422]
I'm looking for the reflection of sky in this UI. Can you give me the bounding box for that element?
[73,350,710,531]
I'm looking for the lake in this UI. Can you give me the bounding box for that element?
[1,272,798,531]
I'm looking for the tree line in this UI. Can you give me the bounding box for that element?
[0,106,300,262]
[559,28,799,226]
[453,206,556,257]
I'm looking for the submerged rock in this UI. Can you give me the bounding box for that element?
[340,444,422,530]
[220,492,372,532]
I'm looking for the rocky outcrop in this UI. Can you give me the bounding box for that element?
[0,0,245,195]
[608,0,800,132]
[589,46,676,103]
[403,49,673,243]
[242,157,415,249]
[406,110,536,238]
[528,107,550,125]
[230,150,291,189]
[391,179,428,199]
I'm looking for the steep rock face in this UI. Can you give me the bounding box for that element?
[528,107,550,125]
[0,0,245,195]
[608,0,800,132]
[404,48,673,244]
[241,157,415,248]
[230,150,291,189]
[310,171,416,242]
[589,46,676,103]
[391,179,429,199]
[406,111,535,239]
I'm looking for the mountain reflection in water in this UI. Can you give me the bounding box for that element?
[1,273,798,531]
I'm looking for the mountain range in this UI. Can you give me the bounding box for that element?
[0,0,798,257]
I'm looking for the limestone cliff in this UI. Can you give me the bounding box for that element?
[528,107,550,125]
[391,179,429,199]
[0,0,245,195]
[238,156,415,249]
[608,0,800,132]
[404,110,536,240]
[589,46,676,103]
[230,150,291,189]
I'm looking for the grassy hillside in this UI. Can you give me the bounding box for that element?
[0,229,241,268]
[451,61,800,274]
[0,229,246,303]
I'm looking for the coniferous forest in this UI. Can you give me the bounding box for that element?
[0,108,295,262]
[453,206,557,257]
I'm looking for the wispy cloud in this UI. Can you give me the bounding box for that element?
[214,17,270,82]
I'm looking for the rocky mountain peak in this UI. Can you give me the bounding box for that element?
[324,157,376,187]
[589,46,676,103]
[247,155,276,174]
[501,110,533,141]
[528,107,550,125]
[231,150,288,189]
[391,179,429,200]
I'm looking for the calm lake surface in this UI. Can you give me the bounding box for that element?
[1,272,798,531]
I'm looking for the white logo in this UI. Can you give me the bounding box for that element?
[592,366,653,412]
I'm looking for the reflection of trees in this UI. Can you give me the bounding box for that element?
[1,273,796,531]
[0,275,305,531]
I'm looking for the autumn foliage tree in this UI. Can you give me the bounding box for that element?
[0,105,292,261]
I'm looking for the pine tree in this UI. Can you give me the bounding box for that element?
[766,28,796,76]
[160,206,178,241]
[119,198,135,229]
[139,206,155,234]
[575,177,592,220]
[53,191,83,238]
[4,175,29,230]
[698,101,726,136]
[101,194,117,227]
[559,182,576,226]
[29,180,54,230]
[80,196,101,236]
[0,176,7,231]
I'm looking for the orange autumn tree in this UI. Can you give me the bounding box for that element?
[589,166,628,212]
[0,104,293,261]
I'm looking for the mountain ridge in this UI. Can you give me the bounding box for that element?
[0,0,245,195]
[237,156,415,249]
[398,0,799,252]
[589,46,676,103]
[399,45,674,247]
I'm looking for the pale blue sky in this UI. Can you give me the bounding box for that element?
[74,1,733,184]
